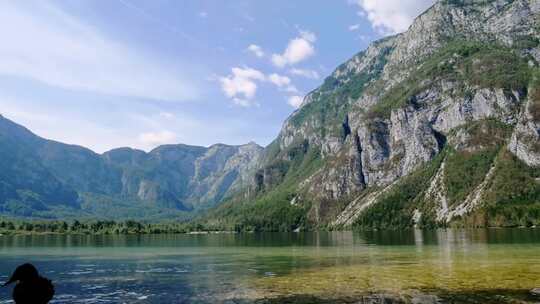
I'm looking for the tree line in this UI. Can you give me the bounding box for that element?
[0,219,210,235]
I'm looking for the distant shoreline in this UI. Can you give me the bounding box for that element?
[0,220,538,237]
[0,230,240,236]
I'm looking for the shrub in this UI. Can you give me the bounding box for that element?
[483,152,540,227]
[444,147,498,206]
[529,69,540,122]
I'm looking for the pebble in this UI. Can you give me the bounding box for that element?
[531,288,540,297]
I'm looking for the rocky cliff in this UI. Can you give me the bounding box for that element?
[207,0,540,231]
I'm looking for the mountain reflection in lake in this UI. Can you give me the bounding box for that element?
[0,229,539,303]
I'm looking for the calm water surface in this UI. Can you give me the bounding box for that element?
[0,229,539,303]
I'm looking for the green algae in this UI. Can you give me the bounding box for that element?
[251,244,540,302]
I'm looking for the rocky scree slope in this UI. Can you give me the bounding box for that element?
[206,0,540,231]
[0,115,262,219]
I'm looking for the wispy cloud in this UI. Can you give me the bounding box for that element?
[268,73,291,87]
[0,91,266,152]
[0,1,200,102]
[349,24,361,31]
[272,30,317,68]
[138,130,177,147]
[289,68,320,80]
[0,95,120,153]
[159,112,175,119]
[246,44,265,58]
[118,0,194,41]
[287,96,304,109]
[349,0,435,34]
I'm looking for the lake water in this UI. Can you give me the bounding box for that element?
[0,229,539,303]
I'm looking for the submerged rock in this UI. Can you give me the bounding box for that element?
[352,294,405,304]
[531,288,540,297]
[411,295,441,304]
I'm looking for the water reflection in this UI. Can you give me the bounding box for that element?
[2,229,540,249]
[0,229,539,303]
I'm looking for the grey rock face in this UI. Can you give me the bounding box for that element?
[106,142,264,210]
[187,143,264,207]
[508,91,540,166]
[306,133,365,201]
[256,0,540,227]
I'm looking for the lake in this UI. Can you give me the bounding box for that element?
[0,229,539,303]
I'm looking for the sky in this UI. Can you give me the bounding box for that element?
[0,0,435,153]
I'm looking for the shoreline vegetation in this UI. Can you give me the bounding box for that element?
[0,220,198,235]
[0,219,538,236]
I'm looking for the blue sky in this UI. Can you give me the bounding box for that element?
[0,0,434,153]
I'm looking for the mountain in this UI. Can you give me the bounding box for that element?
[0,115,262,219]
[1,0,539,229]
[204,0,540,231]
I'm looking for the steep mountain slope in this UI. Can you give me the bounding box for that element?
[0,118,79,216]
[0,115,263,219]
[205,0,540,231]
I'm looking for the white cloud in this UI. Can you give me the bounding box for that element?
[0,1,199,102]
[268,73,299,94]
[229,67,266,81]
[284,86,300,94]
[287,96,304,109]
[272,30,317,68]
[220,75,257,99]
[128,112,230,151]
[247,44,265,58]
[350,0,435,34]
[219,67,265,107]
[199,11,208,18]
[138,130,177,147]
[128,111,266,151]
[0,95,121,153]
[268,73,291,87]
[349,24,361,31]
[357,34,371,41]
[232,98,253,107]
[0,92,264,153]
[299,30,317,43]
[289,68,320,79]
[219,68,302,106]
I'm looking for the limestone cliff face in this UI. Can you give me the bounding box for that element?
[187,143,263,208]
[252,0,540,228]
[509,88,540,166]
[104,142,263,210]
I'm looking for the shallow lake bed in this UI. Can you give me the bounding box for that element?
[0,229,539,303]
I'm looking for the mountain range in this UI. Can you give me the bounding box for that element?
[1,0,539,229]
[0,114,262,219]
